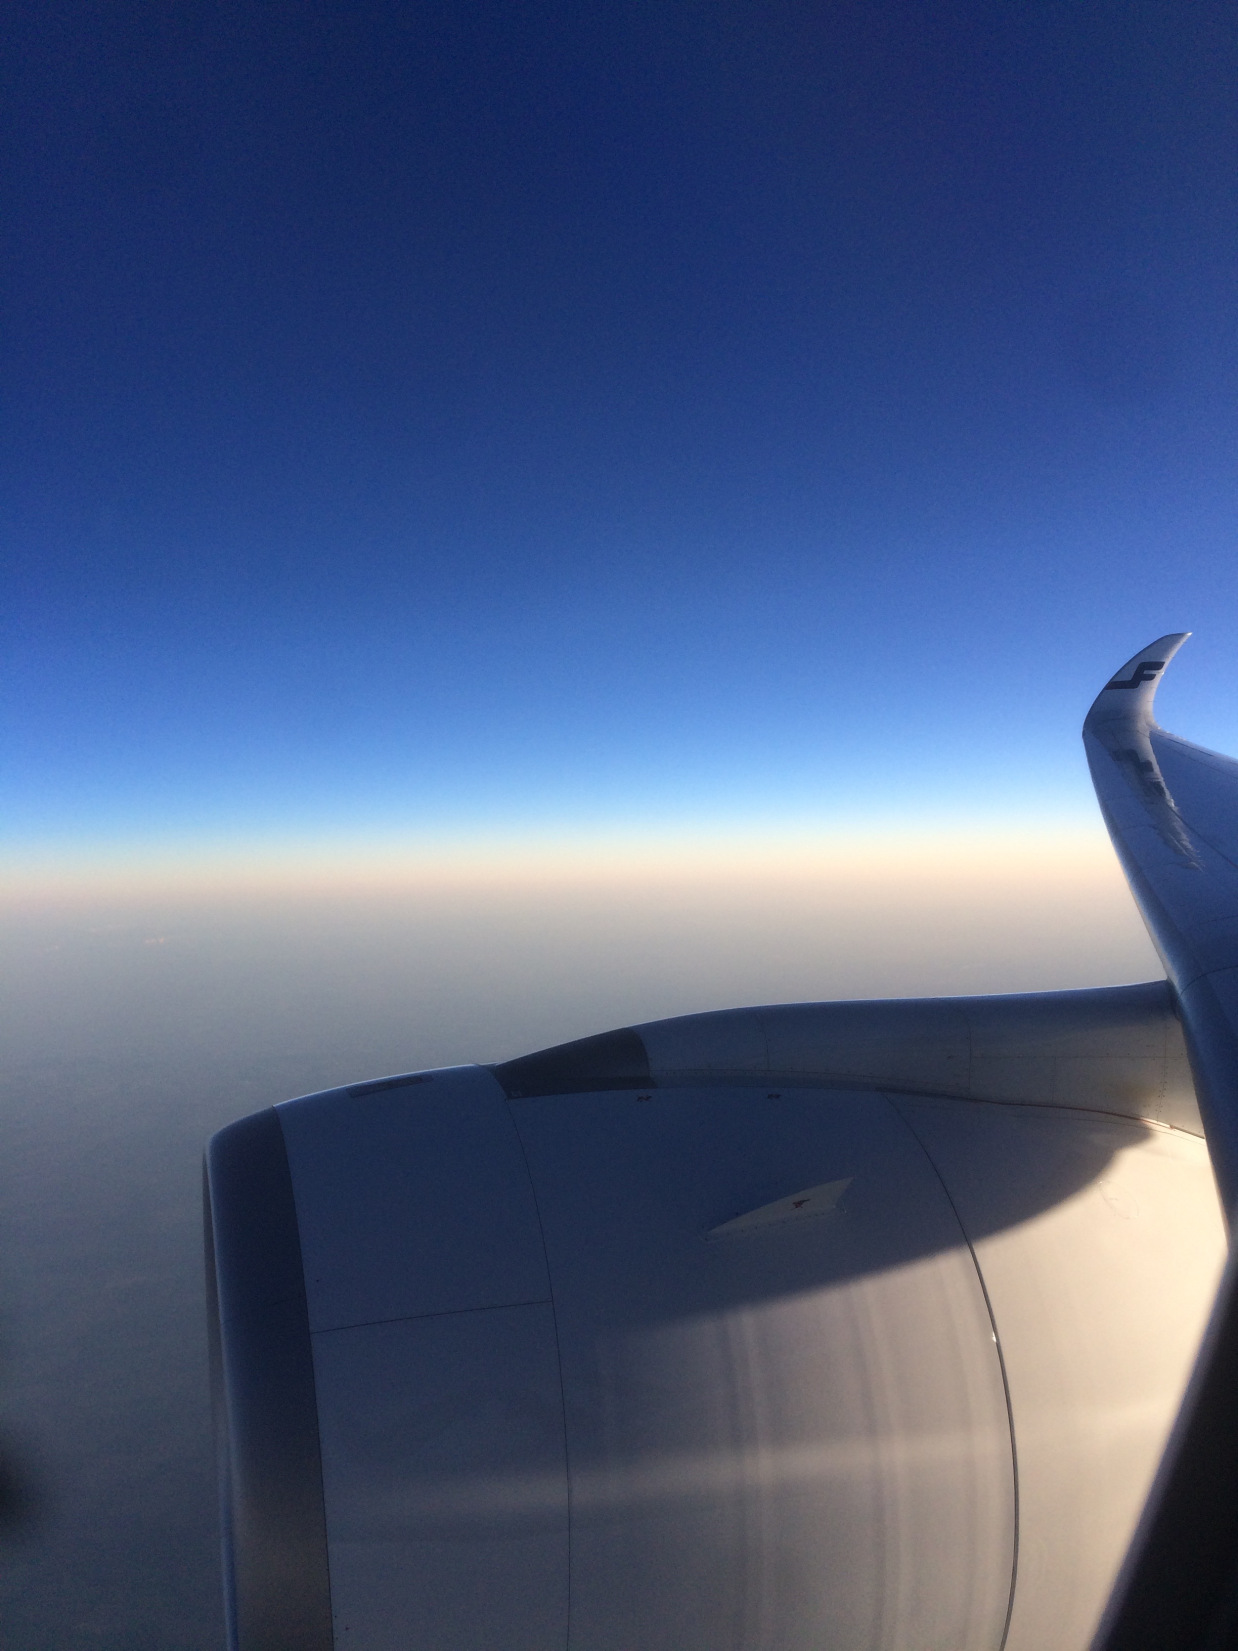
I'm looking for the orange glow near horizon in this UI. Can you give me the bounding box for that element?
[4,821,1161,1084]
[2,820,1125,902]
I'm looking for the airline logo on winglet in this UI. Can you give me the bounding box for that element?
[1106,660,1165,690]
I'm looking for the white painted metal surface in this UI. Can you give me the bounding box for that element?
[894,1096,1224,1651]
[279,1066,567,1649]
[313,1303,568,1651]
[279,1066,549,1330]
[510,1083,1016,1651]
[636,984,1199,1131]
[268,1056,1223,1650]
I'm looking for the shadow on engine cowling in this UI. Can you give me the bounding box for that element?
[497,1081,1173,1324]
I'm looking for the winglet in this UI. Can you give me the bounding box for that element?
[1084,632,1191,733]
[1084,637,1238,1651]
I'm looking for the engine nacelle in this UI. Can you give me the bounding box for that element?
[206,992,1222,1651]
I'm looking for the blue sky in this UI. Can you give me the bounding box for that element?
[4,0,1237,867]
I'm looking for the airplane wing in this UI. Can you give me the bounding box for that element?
[1083,633,1238,1203]
[1084,639,1238,1651]
[204,637,1237,1651]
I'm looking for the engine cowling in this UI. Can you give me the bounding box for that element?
[206,999,1222,1651]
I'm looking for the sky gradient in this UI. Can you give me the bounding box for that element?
[5,0,1238,871]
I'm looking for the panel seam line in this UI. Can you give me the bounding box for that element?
[888,1095,1020,1651]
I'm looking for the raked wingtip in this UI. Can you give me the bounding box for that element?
[1084,632,1191,734]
